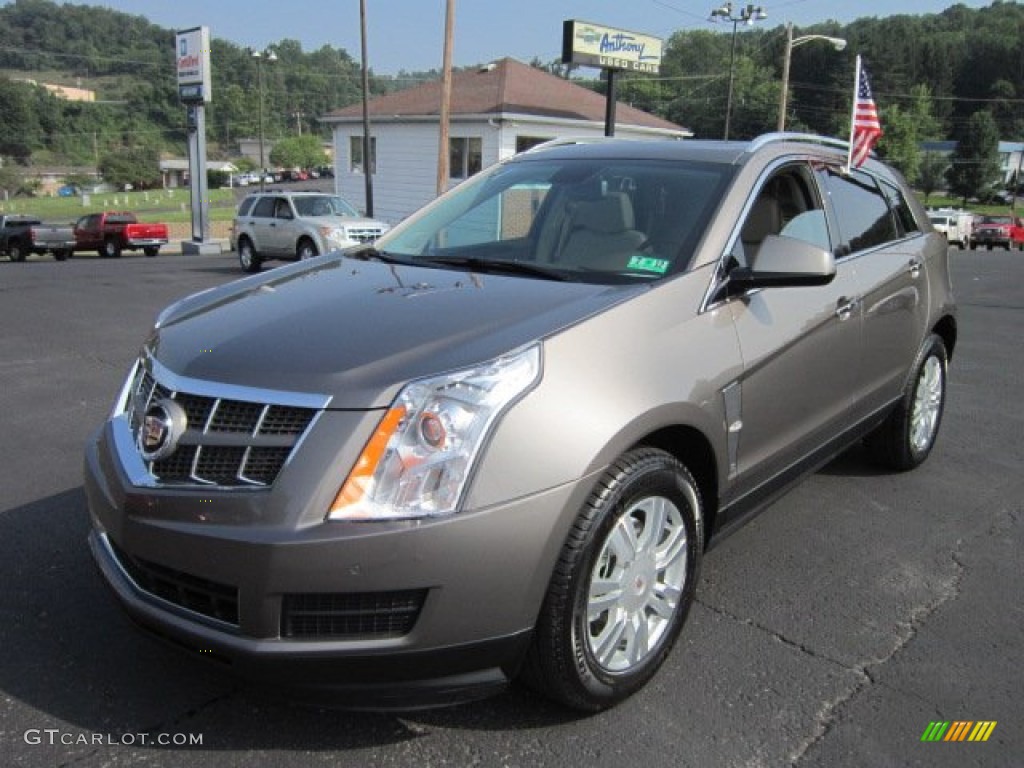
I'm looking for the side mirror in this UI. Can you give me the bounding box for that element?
[728,234,836,293]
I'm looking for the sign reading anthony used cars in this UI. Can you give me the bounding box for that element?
[175,26,211,103]
[562,20,663,74]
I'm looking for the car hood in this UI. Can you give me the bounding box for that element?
[148,256,640,408]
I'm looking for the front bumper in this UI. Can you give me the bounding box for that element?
[84,418,586,706]
[973,232,1010,246]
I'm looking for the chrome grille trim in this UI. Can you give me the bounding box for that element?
[120,354,331,489]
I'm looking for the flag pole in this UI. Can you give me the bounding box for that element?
[846,54,862,174]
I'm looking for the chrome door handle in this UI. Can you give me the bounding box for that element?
[835,296,859,321]
[908,258,922,278]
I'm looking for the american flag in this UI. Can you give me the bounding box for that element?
[850,58,882,168]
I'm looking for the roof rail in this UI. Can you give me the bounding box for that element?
[746,132,851,154]
[522,136,624,154]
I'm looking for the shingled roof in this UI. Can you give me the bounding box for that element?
[324,57,685,133]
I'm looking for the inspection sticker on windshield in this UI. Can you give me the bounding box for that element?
[626,255,670,274]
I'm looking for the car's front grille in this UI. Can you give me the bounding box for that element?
[347,227,386,244]
[128,368,318,488]
[281,590,427,639]
[110,539,239,626]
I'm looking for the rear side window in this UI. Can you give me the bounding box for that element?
[879,179,920,237]
[820,168,897,254]
[252,197,276,218]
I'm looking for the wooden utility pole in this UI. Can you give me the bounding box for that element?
[436,0,455,196]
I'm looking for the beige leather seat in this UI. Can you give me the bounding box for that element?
[558,192,646,270]
[739,194,782,266]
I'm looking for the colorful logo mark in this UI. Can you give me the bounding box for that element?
[921,721,997,742]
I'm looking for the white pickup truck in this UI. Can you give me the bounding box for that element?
[927,209,973,249]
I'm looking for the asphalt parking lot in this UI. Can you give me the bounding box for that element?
[1,247,1021,767]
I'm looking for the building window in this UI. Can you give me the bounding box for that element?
[350,136,376,174]
[449,137,482,179]
[516,136,552,153]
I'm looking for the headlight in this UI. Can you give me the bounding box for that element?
[328,344,541,521]
[319,225,348,243]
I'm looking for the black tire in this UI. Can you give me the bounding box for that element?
[238,237,262,273]
[101,237,122,258]
[296,237,319,260]
[866,334,948,471]
[8,242,26,262]
[54,249,70,261]
[143,246,159,257]
[522,447,703,711]
[986,243,993,251]
[970,242,976,250]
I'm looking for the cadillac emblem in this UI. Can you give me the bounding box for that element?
[137,398,188,462]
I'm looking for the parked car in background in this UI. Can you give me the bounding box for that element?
[230,191,389,272]
[72,212,169,258]
[970,214,1024,250]
[1,214,76,262]
[86,134,957,712]
[927,209,973,249]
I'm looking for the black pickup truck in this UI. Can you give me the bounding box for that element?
[1,214,76,262]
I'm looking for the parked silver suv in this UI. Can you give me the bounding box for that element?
[85,134,956,711]
[230,191,388,272]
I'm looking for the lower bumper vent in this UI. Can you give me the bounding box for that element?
[110,540,239,626]
[281,590,427,639]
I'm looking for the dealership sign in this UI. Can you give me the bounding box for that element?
[175,26,211,102]
[562,20,663,74]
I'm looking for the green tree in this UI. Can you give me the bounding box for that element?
[877,85,940,185]
[917,151,949,205]
[0,159,24,198]
[269,134,326,169]
[98,146,160,189]
[945,111,1002,206]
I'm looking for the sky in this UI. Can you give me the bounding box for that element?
[43,0,994,75]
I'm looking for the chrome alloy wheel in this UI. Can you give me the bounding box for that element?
[910,355,944,454]
[586,495,689,673]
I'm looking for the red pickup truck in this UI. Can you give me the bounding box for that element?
[970,214,1024,250]
[73,211,169,258]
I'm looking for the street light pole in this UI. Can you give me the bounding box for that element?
[777,23,847,131]
[710,3,767,141]
[252,48,277,192]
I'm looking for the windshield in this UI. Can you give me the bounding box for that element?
[981,216,1011,225]
[376,155,734,283]
[292,195,359,217]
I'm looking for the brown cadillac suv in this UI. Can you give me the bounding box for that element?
[85,134,956,711]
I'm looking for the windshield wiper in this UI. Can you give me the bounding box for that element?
[346,246,414,265]
[420,256,572,282]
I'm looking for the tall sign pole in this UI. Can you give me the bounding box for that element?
[562,20,663,137]
[359,0,374,216]
[176,26,219,254]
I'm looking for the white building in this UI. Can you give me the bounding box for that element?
[322,58,690,224]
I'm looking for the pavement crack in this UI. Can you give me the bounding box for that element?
[696,598,853,672]
[787,539,968,766]
[135,686,239,740]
